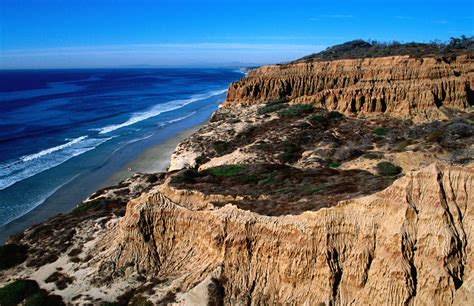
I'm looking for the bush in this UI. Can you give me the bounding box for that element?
[278,104,314,117]
[309,115,328,125]
[257,103,287,115]
[362,152,383,160]
[207,165,245,177]
[278,141,301,163]
[329,162,341,168]
[328,111,343,119]
[373,127,390,136]
[171,169,200,184]
[0,280,39,305]
[212,141,229,155]
[72,199,104,214]
[0,244,28,270]
[376,162,402,176]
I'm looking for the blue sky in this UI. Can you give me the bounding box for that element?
[0,0,473,69]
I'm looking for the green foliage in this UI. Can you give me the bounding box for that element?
[171,169,200,184]
[329,162,341,168]
[278,141,301,163]
[257,103,287,115]
[328,111,343,119]
[207,165,245,177]
[0,244,28,270]
[72,199,102,214]
[296,36,474,62]
[376,162,402,176]
[0,280,39,306]
[278,104,314,117]
[427,130,444,143]
[362,152,383,160]
[212,141,229,155]
[24,292,63,306]
[373,127,390,136]
[129,295,153,306]
[298,185,325,195]
[309,114,328,125]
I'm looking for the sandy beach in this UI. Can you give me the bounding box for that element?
[0,123,204,244]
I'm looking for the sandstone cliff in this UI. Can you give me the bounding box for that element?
[93,163,473,305]
[225,55,474,122]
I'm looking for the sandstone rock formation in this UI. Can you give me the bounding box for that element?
[225,55,474,122]
[93,163,473,305]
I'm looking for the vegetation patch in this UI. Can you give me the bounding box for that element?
[212,141,230,155]
[278,104,314,117]
[0,280,63,306]
[72,199,105,214]
[373,127,390,136]
[278,141,302,163]
[171,169,201,184]
[328,111,343,120]
[257,103,287,115]
[309,114,328,125]
[376,162,402,176]
[207,165,245,177]
[329,162,341,168]
[0,243,28,270]
[362,152,383,160]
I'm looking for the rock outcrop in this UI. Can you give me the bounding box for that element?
[94,163,473,305]
[225,55,474,122]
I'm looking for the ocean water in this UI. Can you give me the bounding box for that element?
[0,68,244,226]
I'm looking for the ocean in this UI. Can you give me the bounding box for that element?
[0,68,244,228]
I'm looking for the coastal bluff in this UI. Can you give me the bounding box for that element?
[225,55,473,122]
[1,50,473,305]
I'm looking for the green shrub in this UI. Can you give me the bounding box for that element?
[278,104,314,117]
[328,111,343,119]
[171,169,200,184]
[376,162,402,176]
[72,199,103,214]
[0,244,28,270]
[212,141,229,155]
[362,152,383,160]
[278,141,301,163]
[373,127,390,136]
[309,115,328,125]
[427,130,444,143]
[24,292,63,306]
[257,103,287,115]
[0,280,39,305]
[329,162,341,168]
[129,295,153,306]
[207,165,245,177]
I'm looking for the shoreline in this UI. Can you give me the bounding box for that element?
[0,123,204,244]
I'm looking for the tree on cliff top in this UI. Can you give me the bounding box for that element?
[294,36,474,62]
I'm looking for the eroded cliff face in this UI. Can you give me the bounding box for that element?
[225,55,474,122]
[94,163,473,305]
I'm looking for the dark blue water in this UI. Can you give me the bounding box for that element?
[0,68,244,226]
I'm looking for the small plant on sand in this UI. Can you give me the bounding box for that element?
[212,141,229,155]
[278,141,301,163]
[0,243,28,270]
[376,161,402,176]
[329,162,341,168]
[328,111,343,119]
[0,280,40,305]
[278,104,314,117]
[309,114,328,125]
[257,103,287,115]
[373,127,390,136]
[362,152,383,160]
[207,165,245,177]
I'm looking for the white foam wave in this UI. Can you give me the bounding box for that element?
[159,111,197,127]
[20,136,88,162]
[0,136,112,190]
[98,88,227,135]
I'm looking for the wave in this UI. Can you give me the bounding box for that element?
[97,88,227,134]
[0,136,112,190]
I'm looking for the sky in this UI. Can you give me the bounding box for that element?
[0,0,473,69]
